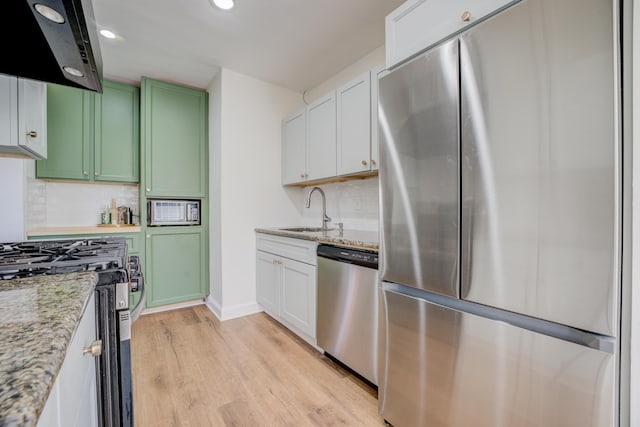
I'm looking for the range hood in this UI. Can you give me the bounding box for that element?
[5,0,103,93]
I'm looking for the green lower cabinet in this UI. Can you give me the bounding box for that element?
[144,227,208,308]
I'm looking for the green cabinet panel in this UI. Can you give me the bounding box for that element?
[37,84,93,180]
[144,227,208,307]
[37,81,140,183]
[142,78,208,198]
[95,81,140,182]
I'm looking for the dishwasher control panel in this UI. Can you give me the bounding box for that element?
[317,245,378,269]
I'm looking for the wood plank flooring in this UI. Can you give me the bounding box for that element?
[131,305,385,426]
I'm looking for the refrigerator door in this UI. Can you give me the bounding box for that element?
[378,38,460,297]
[378,286,616,427]
[460,0,619,336]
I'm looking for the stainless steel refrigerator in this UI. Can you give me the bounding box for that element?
[377,0,621,426]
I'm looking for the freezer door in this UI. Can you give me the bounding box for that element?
[378,287,616,427]
[460,0,619,336]
[378,38,460,297]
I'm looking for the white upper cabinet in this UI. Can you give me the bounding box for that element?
[337,71,371,176]
[18,79,47,159]
[282,108,307,185]
[370,65,387,172]
[386,0,519,68]
[0,75,47,159]
[306,91,337,181]
[0,74,47,159]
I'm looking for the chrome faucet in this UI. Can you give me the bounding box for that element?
[305,187,331,230]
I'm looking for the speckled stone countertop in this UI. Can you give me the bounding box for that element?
[0,272,97,427]
[255,227,379,252]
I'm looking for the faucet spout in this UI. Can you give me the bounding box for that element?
[305,187,331,230]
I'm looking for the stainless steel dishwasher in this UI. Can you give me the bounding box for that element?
[317,244,379,386]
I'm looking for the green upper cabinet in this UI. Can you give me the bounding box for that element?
[94,81,140,182]
[37,80,140,183]
[141,77,208,198]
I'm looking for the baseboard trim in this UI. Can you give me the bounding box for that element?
[141,299,204,315]
[205,297,263,321]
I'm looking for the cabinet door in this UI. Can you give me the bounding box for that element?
[142,78,208,198]
[145,227,207,307]
[37,84,93,180]
[0,75,17,152]
[256,250,281,316]
[281,109,306,185]
[370,65,387,171]
[95,81,140,183]
[57,293,98,427]
[306,92,336,181]
[280,258,317,339]
[337,72,371,176]
[385,0,519,68]
[18,79,47,159]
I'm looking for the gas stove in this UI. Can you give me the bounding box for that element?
[0,238,128,280]
[0,236,145,426]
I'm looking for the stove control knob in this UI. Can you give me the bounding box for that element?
[118,300,127,309]
[83,340,102,357]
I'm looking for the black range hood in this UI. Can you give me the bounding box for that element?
[5,0,103,93]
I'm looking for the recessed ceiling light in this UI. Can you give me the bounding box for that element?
[100,29,117,39]
[34,3,65,23]
[211,0,234,10]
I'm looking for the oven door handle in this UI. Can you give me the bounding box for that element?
[130,274,146,324]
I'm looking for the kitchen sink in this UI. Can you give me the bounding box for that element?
[279,227,335,233]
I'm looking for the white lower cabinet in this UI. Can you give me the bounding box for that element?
[256,233,318,346]
[38,293,98,427]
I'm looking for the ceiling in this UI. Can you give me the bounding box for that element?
[92,0,405,92]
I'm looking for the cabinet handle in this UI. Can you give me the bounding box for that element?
[361,160,368,166]
[83,340,102,357]
[371,159,377,166]
[83,170,89,176]
[462,11,471,21]
[26,130,38,138]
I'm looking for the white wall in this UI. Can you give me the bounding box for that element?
[208,68,303,320]
[0,158,27,241]
[304,45,385,104]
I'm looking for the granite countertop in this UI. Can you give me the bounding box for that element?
[0,272,98,427]
[255,227,379,252]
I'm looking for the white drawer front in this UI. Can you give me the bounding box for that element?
[256,233,318,265]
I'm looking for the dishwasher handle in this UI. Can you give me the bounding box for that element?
[317,244,379,269]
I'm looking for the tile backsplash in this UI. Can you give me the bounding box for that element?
[300,176,379,231]
[27,178,139,229]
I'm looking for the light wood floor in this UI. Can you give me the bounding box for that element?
[131,305,385,426]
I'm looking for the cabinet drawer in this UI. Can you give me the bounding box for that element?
[386,0,519,68]
[256,233,318,265]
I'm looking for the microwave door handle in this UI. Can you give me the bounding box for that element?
[186,205,193,222]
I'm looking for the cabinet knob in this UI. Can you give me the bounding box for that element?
[361,160,368,166]
[83,170,89,176]
[146,234,150,238]
[462,11,471,21]
[371,159,377,166]
[26,130,38,138]
[146,188,151,192]
[83,340,102,357]
[304,173,309,178]
[300,173,305,178]
[95,171,100,176]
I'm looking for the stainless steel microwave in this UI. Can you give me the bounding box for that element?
[147,199,200,226]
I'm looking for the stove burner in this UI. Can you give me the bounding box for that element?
[0,238,128,277]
